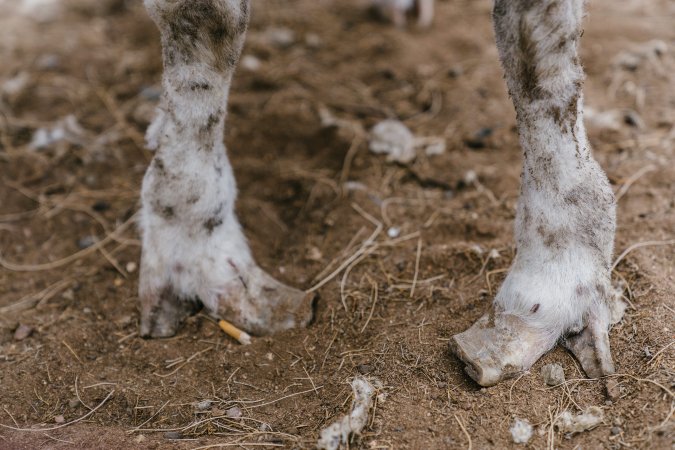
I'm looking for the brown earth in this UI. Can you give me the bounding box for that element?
[0,0,673,449]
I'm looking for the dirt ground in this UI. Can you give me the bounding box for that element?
[0,0,673,448]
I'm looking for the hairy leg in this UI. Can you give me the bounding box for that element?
[139,0,314,338]
[450,0,618,386]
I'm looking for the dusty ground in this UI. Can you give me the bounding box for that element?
[0,0,673,448]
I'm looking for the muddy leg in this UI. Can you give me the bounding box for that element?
[450,0,618,386]
[138,0,314,338]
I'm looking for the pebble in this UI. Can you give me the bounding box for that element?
[263,27,295,48]
[241,55,262,72]
[54,415,65,424]
[226,407,242,419]
[13,324,33,341]
[387,227,400,239]
[357,364,373,375]
[77,235,99,249]
[541,363,565,386]
[139,85,162,102]
[125,262,137,273]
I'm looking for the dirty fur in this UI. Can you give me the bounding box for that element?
[138,0,312,338]
[452,0,618,386]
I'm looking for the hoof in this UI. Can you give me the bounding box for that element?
[215,265,316,336]
[450,313,554,387]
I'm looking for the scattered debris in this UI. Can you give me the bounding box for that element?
[585,107,644,131]
[2,72,30,99]
[614,40,667,71]
[540,363,565,386]
[30,115,88,150]
[305,33,322,48]
[317,377,376,450]
[218,319,251,345]
[464,127,494,149]
[163,431,182,440]
[77,235,99,250]
[226,406,242,419]
[356,364,373,375]
[387,227,401,239]
[262,26,295,48]
[409,135,447,157]
[306,247,323,261]
[369,120,416,164]
[585,107,622,131]
[241,55,262,72]
[195,400,212,411]
[19,0,62,23]
[555,406,604,433]
[510,418,533,444]
[13,324,33,341]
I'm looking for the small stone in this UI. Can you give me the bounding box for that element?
[510,418,533,444]
[36,54,61,70]
[139,85,162,102]
[163,431,181,440]
[305,33,322,48]
[13,324,33,341]
[125,262,137,273]
[54,415,65,424]
[241,55,262,72]
[306,247,323,261]
[77,235,98,249]
[541,363,565,386]
[263,27,295,48]
[113,278,124,287]
[357,364,373,375]
[387,227,400,239]
[226,407,242,419]
[611,426,621,435]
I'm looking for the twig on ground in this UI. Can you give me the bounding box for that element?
[0,390,114,432]
[614,164,656,201]
[612,239,675,271]
[454,414,472,450]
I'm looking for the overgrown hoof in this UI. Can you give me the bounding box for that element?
[450,313,555,387]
